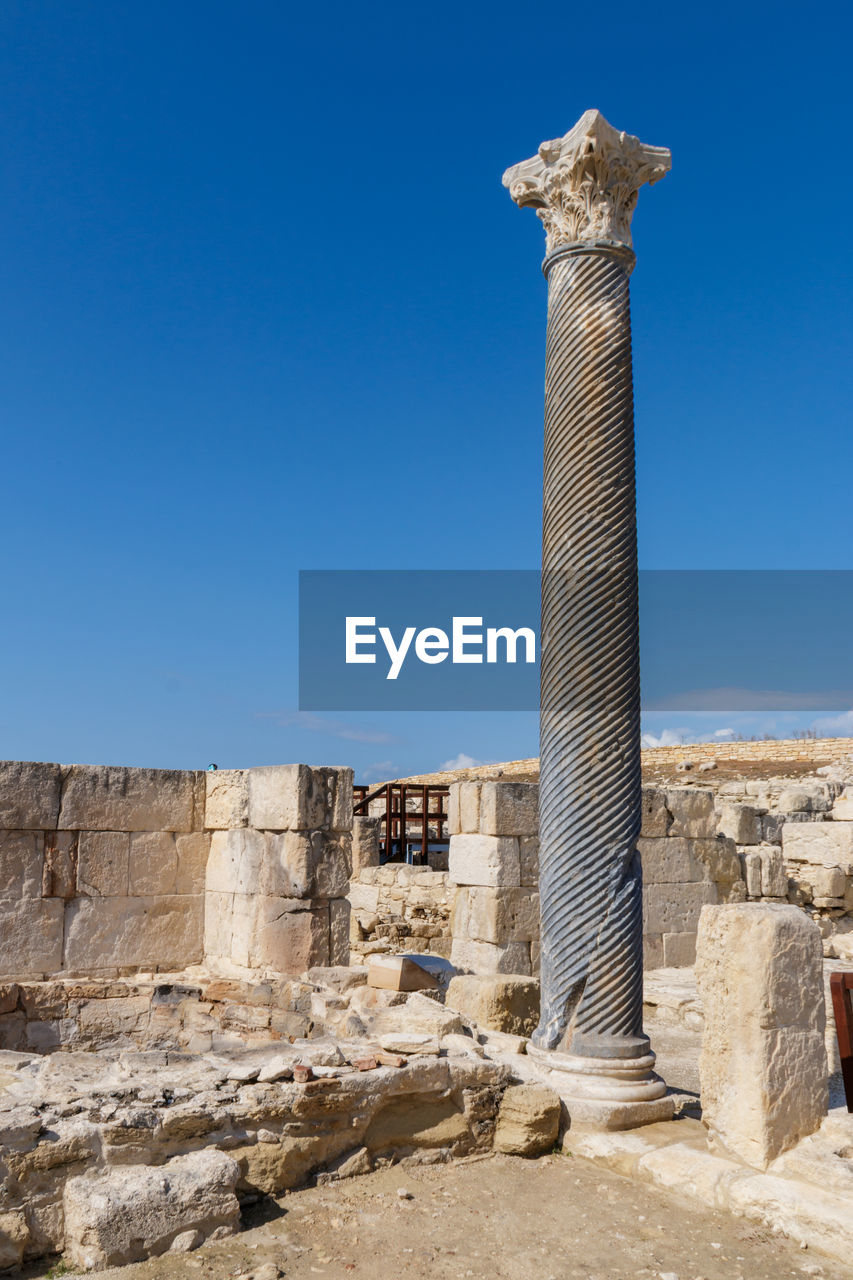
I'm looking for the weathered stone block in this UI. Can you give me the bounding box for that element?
[643,932,664,970]
[0,830,43,898]
[783,822,853,874]
[247,765,352,832]
[59,765,197,832]
[695,902,828,1168]
[493,1083,560,1156]
[329,898,351,966]
[205,829,267,895]
[519,836,539,886]
[63,1149,240,1269]
[742,849,762,897]
[42,831,78,899]
[261,830,351,900]
[63,895,203,970]
[717,803,761,845]
[450,937,531,976]
[478,782,538,837]
[445,973,539,1035]
[129,831,177,895]
[662,931,697,967]
[759,845,788,898]
[449,834,521,887]
[348,880,381,914]
[77,831,129,897]
[203,891,234,960]
[640,786,669,837]
[251,898,330,972]
[808,864,846,898]
[690,836,743,898]
[451,886,539,944]
[351,815,381,872]
[637,836,703,884]
[777,785,830,813]
[0,1210,29,1271]
[642,881,716,935]
[204,769,248,829]
[175,832,210,894]
[0,898,64,976]
[0,760,61,829]
[665,787,716,838]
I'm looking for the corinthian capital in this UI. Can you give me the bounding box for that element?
[503,109,671,253]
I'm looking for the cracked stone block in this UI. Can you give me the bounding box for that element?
[451,886,539,945]
[77,831,130,897]
[640,786,669,837]
[637,836,704,885]
[247,765,353,832]
[450,937,531,976]
[63,1149,240,1270]
[204,769,248,829]
[717,803,761,845]
[665,788,716,838]
[696,902,828,1168]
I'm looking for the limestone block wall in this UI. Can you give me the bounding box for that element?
[445,781,744,975]
[711,776,853,953]
[348,864,454,962]
[447,781,540,976]
[203,765,353,978]
[0,761,207,981]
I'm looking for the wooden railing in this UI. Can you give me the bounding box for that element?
[352,783,450,865]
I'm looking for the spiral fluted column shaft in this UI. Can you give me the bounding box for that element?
[534,241,647,1059]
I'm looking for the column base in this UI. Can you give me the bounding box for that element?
[526,1043,677,1131]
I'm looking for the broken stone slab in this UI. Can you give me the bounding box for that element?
[378,1031,440,1056]
[445,973,540,1036]
[63,1148,240,1270]
[493,1083,561,1156]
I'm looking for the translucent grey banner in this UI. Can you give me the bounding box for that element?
[298,570,853,712]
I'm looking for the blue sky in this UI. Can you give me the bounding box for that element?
[2,1,852,778]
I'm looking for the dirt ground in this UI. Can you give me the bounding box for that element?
[25,1148,852,1280]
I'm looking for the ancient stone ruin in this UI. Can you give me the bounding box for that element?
[2,107,853,1274]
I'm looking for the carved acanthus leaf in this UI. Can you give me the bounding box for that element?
[503,110,671,252]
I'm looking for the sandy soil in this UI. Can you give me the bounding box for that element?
[25,1148,851,1280]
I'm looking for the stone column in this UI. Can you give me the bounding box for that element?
[503,111,672,1122]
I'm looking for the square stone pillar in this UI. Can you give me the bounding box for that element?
[695,902,828,1168]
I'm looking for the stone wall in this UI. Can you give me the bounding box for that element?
[0,760,353,990]
[348,865,454,962]
[0,761,207,981]
[202,765,353,979]
[441,774,853,975]
[447,781,540,976]
[642,737,853,766]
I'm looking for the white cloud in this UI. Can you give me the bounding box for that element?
[257,710,394,744]
[439,752,488,772]
[712,727,735,740]
[812,708,853,734]
[640,729,685,748]
[361,761,396,782]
